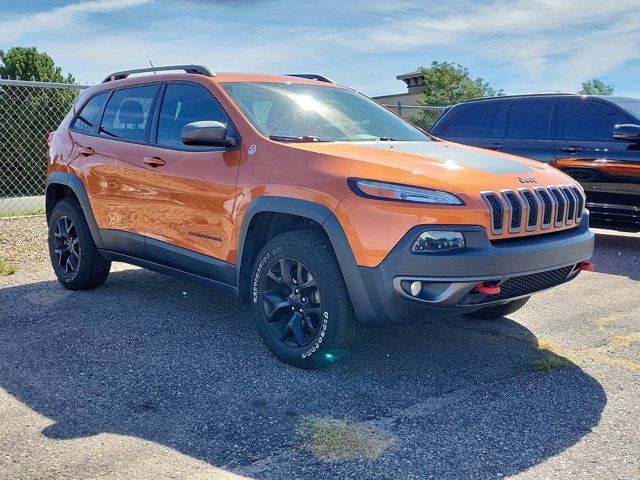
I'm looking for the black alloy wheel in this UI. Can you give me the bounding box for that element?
[262,258,323,348]
[53,215,80,274]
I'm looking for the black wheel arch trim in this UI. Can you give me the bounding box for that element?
[236,196,379,324]
[46,172,104,249]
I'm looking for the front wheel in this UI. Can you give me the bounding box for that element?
[250,230,358,368]
[465,297,530,320]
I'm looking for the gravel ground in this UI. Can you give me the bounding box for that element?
[1,217,639,479]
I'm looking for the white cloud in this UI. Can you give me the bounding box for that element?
[0,0,151,43]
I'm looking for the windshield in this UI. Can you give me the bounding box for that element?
[221,82,429,142]
[613,100,640,119]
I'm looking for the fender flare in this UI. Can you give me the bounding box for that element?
[46,172,104,249]
[236,196,378,324]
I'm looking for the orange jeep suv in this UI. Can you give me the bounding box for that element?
[46,65,595,368]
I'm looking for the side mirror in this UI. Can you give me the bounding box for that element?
[612,123,640,142]
[181,121,235,147]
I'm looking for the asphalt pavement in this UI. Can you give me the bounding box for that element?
[0,225,638,479]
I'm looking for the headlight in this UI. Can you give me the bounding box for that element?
[412,231,466,253]
[348,179,464,205]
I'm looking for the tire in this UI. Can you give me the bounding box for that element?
[250,230,358,368]
[48,197,111,290]
[465,297,530,320]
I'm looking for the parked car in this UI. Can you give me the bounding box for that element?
[430,93,640,232]
[46,66,594,368]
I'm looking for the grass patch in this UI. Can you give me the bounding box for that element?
[532,354,573,371]
[298,417,396,462]
[532,339,574,371]
[0,255,16,276]
[0,207,45,218]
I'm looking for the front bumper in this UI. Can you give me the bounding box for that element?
[352,212,595,326]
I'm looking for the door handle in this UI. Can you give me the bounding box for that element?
[79,147,95,156]
[560,146,584,153]
[143,156,166,167]
[484,143,504,150]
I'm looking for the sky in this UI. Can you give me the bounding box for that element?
[2,0,640,98]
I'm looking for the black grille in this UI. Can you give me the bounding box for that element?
[521,190,538,228]
[503,191,522,230]
[461,265,576,305]
[485,193,504,232]
[569,185,584,219]
[561,186,576,222]
[536,189,553,226]
[549,187,566,224]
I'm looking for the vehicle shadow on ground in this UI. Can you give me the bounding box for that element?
[0,270,605,479]
[592,232,640,280]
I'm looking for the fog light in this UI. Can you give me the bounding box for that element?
[412,231,465,253]
[410,281,422,297]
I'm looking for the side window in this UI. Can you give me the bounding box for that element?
[99,85,159,142]
[442,103,498,137]
[558,100,629,141]
[71,93,108,133]
[157,83,231,148]
[506,102,553,139]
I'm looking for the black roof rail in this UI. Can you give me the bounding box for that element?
[286,73,335,83]
[102,65,215,83]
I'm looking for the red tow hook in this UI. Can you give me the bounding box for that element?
[579,261,595,271]
[476,283,501,295]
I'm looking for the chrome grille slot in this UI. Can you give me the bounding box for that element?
[535,187,553,229]
[520,189,540,230]
[569,185,585,222]
[548,187,566,227]
[502,190,522,232]
[561,186,576,224]
[481,192,505,234]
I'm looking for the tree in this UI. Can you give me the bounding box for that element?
[579,79,614,96]
[0,47,74,83]
[413,61,502,130]
[0,47,77,198]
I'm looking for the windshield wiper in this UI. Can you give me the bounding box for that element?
[269,135,329,143]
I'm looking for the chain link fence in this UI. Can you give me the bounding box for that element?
[0,79,87,217]
[381,103,446,130]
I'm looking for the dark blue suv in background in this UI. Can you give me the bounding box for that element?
[431,93,640,232]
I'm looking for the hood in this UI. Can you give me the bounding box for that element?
[284,140,572,195]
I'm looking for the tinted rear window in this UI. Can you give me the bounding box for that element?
[71,93,108,133]
[506,102,553,139]
[558,100,629,141]
[441,103,498,137]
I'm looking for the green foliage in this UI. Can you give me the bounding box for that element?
[413,61,502,130]
[0,47,78,197]
[579,79,615,96]
[0,47,74,83]
[0,255,16,276]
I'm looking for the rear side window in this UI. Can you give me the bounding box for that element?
[156,83,231,148]
[558,100,629,141]
[99,85,159,142]
[71,93,108,133]
[506,102,553,139]
[441,103,498,137]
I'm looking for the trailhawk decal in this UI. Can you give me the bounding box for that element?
[356,141,534,175]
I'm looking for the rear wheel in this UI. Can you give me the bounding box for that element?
[250,230,358,368]
[48,198,111,290]
[465,297,530,320]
